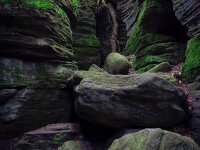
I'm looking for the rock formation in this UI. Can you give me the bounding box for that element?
[0,0,200,149]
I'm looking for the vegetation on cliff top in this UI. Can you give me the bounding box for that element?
[0,0,80,10]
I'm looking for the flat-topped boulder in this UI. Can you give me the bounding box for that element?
[74,65,188,128]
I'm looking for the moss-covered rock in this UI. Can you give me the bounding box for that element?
[123,0,187,72]
[182,36,200,79]
[108,129,200,150]
[74,65,187,128]
[103,53,131,75]
[0,0,75,61]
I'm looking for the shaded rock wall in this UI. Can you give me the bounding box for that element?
[0,0,74,62]
[73,0,101,69]
[122,0,188,72]
[0,0,76,138]
[172,0,200,37]
[172,0,200,79]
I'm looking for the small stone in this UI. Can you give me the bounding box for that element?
[103,52,131,75]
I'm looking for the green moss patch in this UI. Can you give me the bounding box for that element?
[182,36,200,79]
[0,0,12,4]
[25,0,53,9]
[0,0,53,10]
[73,34,100,47]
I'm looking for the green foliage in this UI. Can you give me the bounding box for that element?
[0,0,53,10]
[182,36,200,79]
[74,34,100,47]
[25,0,53,10]
[0,0,12,4]
[70,0,80,11]
[51,132,67,144]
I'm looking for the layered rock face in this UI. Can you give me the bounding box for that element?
[0,0,74,61]
[121,0,187,72]
[73,0,101,69]
[172,0,200,37]
[0,0,200,149]
[0,0,76,137]
[74,65,187,128]
[96,1,121,65]
[172,0,200,79]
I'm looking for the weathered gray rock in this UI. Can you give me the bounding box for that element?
[103,53,131,75]
[75,65,187,128]
[0,58,75,138]
[172,0,200,37]
[108,128,200,150]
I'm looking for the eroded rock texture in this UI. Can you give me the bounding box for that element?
[0,0,76,138]
[172,0,200,37]
[96,1,121,65]
[74,65,187,128]
[0,0,74,61]
[73,0,101,69]
[172,0,200,79]
[122,0,187,72]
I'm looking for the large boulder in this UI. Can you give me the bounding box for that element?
[103,52,131,75]
[74,65,187,128]
[108,128,200,150]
